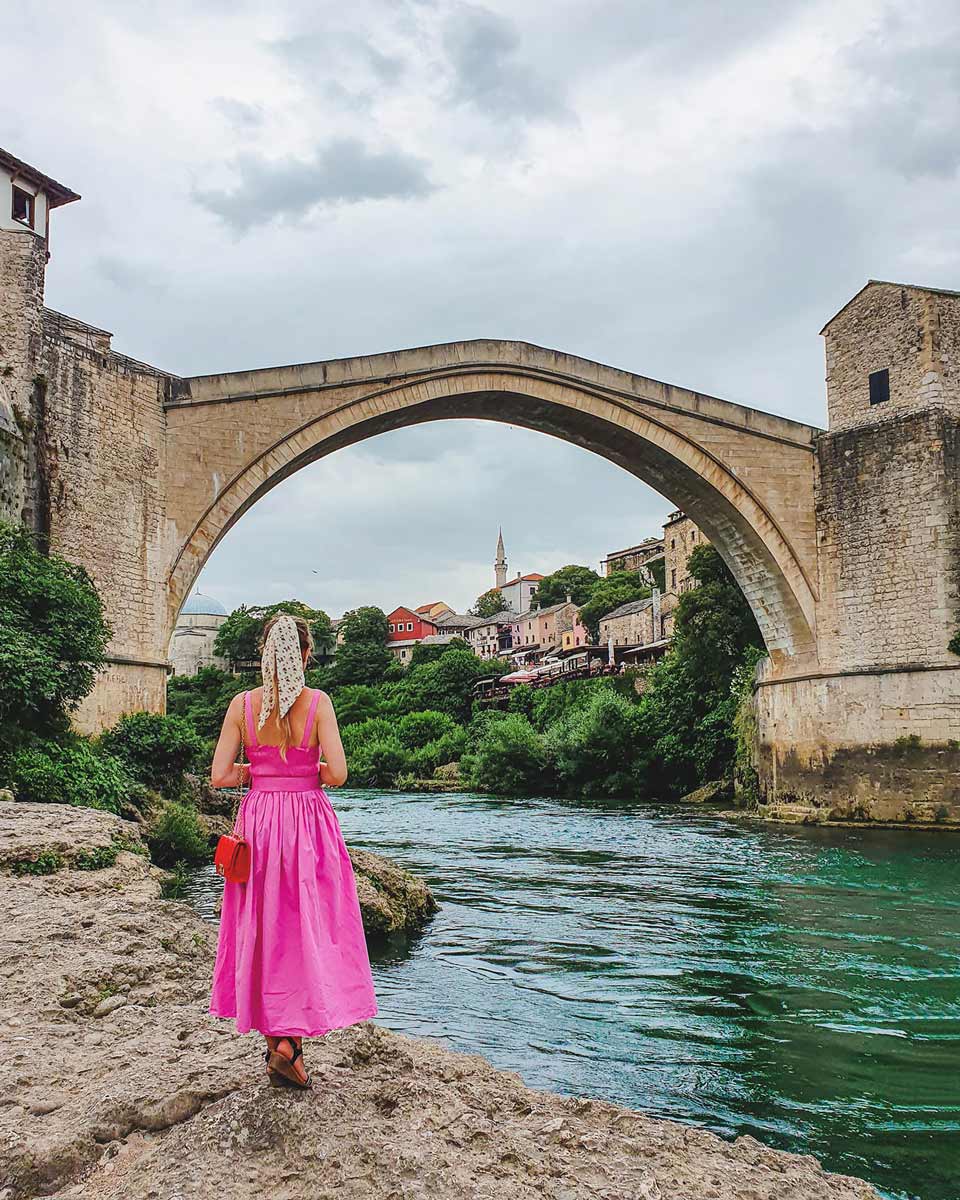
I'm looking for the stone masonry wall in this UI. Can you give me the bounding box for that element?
[0,229,46,527]
[814,409,960,671]
[824,284,960,433]
[663,513,708,594]
[37,310,176,730]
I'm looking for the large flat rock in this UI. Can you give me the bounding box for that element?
[0,804,881,1200]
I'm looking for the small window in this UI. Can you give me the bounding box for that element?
[869,368,890,405]
[671,569,677,588]
[12,185,34,228]
[406,622,414,631]
[388,624,394,633]
[671,539,676,549]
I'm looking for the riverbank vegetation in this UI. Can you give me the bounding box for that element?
[166,544,764,801]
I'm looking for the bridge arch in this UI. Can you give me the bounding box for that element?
[164,349,820,667]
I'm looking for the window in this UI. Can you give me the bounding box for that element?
[671,538,676,550]
[406,622,414,631]
[11,185,34,229]
[400,649,407,659]
[869,368,890,405]
[671,569,677,588]
[388,624,395,633]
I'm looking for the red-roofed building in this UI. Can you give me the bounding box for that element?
[499,572,543,614]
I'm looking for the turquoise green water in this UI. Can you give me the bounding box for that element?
[186,791,960,1199]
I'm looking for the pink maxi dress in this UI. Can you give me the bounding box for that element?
[209,690,378,1037]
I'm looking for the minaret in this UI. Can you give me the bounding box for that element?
[495,527,508,589]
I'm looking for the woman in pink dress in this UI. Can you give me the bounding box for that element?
[209,613,377,1088]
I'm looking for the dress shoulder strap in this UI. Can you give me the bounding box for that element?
[243,691,258,747]
[300,689,322,749]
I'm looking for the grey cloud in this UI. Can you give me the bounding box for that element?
[443,4,571,122]
[842,34,960,179]
[193,138,437,232]
[212,97,265,128]
[95,255,168,294]
[275,31,405,85]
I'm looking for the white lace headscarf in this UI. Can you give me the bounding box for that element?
[259,614,305,731]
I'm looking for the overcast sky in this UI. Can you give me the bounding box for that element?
[9,0,959,616]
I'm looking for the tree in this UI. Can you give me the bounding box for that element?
[465,713,550,796]
[471,588,504,618]
[214,599,333,667]
[328,606,394,687]
[0,522,110,740]
[578,571,650,643]
[409,637,470,666]
[398,649,510,723]
[532,565,599,609]
[635,546,765,795]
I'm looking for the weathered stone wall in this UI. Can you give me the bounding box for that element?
[824,283,960,432]
[754,668,960,822]
[814,409,960,671]
[36,310,175,730]
[663,513,708,594]
[0,229,45,527]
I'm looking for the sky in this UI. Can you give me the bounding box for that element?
[8,0,960,616]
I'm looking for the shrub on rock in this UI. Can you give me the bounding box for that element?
[7,740,132,814]
[146,800,210,867]
[100,711,205,797]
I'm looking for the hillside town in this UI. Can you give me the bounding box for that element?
[169,511,709,690]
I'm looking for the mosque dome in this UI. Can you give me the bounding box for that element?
[180,592,227,617]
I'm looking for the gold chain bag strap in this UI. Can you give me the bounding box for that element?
[213,692,252,884]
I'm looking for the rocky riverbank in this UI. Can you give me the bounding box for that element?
[0,803,882,1200]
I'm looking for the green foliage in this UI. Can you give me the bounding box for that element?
[328,607,395,687]
[7,739,132,813]
[145,801,209,867]
[949,628,960,656]
[213,599,334,667]
[331,684,394,726]
[633,547,765,796]
[465,713,549,796]
[532,565,600,609]
[340,717,394,763]
[545,689,642,797]
[396,710,459,749]
[349,738,412,788]
[11,851,64,876]
[396,650,511,723]
[74,844,120,871]
[0,521,110,740]
[100,711,205,796]
[578,571,650,643]
[167,666,253,741]
[409,728,468,777]
[731,656,761,807]
[161,861,190,899]
[409,637,471,666]
[471,588,505,618]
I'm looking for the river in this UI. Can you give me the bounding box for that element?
[184,789,960,1200]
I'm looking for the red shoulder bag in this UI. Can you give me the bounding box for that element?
[214,703,251,884]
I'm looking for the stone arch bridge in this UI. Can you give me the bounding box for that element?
[163,343,820,670]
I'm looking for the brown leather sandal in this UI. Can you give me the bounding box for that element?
[267,1038,310,1090]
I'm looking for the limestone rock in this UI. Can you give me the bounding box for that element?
[349,847,439,938]
[677,780,732,805]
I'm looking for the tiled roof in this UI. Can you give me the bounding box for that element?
[435,613,484,630]
[602,598,653,621]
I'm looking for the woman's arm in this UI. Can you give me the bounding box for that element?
[210,693,248,788]
[316,692,348,787]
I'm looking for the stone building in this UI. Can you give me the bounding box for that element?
[513,600,580,655]
[499,572,543,614]
[599,593,678,650]
[663,512,709,594]
[599,536,664,580]
[168,593,228,676]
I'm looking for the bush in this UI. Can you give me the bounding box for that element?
[397,710,459,750]
[0,522,110,739]
[145,801,209,867]
[466,713,549,796]
[546,689,643,798]
[349,738,412,788]
[167,667,252,741]
[7,739,133,814]
[330,685,392,726]
[410,728,468,777]
[100,711,205,796]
